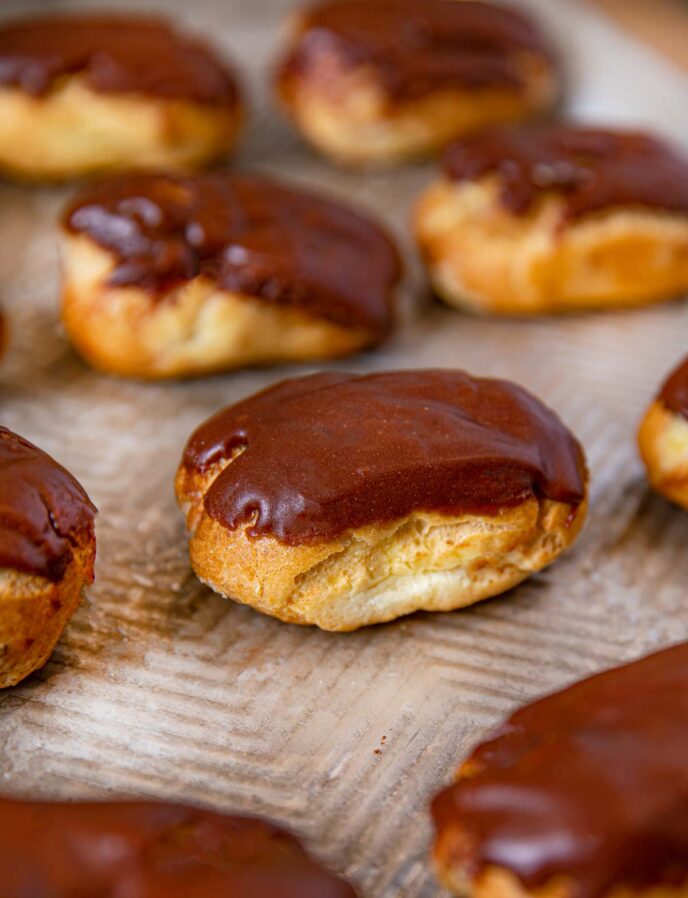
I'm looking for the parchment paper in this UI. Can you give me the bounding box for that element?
[1,1,687,895]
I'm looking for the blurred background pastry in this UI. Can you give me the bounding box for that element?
[0,798,358,896]
[275,0,558,166]
[0,14,243,180]
[639,354,688,510]
[414,124,688,314]
[432,640,688,898]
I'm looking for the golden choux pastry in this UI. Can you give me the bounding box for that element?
[0,15,243,180]
[0,427,96,688]
[432,641,688,898]
[414,125,688,314]
[639,355,688,510]
[275,0,558,166]
[60,173,400,379]
[175,369,588,631]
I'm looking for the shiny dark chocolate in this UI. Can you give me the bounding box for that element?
[443,124,688,219]
[432,641,688,898]
[64,173,399,335]
[278,0,553,98]
[0,798,357,897]
[0,15,239,106]
[182,370,586,544]
[0,427,96,581]
[660,356,688,421]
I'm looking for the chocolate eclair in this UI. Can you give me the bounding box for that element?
[175,369,587,630]
[0,427,96,687]
[639,355,688,511]
[275,0,558,166]
[0,798,357,897]
[414,124,688,314]
[60,172,400,379]
[0,14,243,180]
[432,641,688,898]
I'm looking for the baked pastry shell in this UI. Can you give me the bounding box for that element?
[276,33,557,166]
[60,234,384,379]
[175,460,588,632]
[413,177,688,315]
[638,399,688,511]
[0,534,95,688]
[0,76,243,181]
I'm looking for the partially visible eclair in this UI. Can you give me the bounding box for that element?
[432,641,688,898]
[639,355,688,511]
[0,427,96,687]
[0,15,243,180]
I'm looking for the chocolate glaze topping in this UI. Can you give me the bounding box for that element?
[432,641,688,898]
[64,173,399,335]
[0,15,239,106]
[660,356,688,421]
[279,0,553,98]
[182,370,586,544]
[443,124,688,219]
[0,799,357,898]
[0,427,96,581]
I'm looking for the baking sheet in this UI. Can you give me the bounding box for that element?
[1,1,687,895]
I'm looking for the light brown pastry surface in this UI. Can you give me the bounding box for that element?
[414,126,688,314]
[0,15,243,180]
[60,173,400,378]
[0,427,96,688]
[275,0,557,165]
[175,370,587,631]
[0,541,95,689]
[638,356,688,510]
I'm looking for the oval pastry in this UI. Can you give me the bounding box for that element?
[414,125,688,314]
[61,173,400,378]
[275,0,558,166]
[0,15,243,180]
[432,641,688,898]
[175,370,587,631]
[638,355,688,511]
[0,798,357,897]
[0,427,96,687]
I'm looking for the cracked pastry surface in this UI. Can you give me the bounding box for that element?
[60,172,400,379]
[414,125,688,314]
[175,370,587,631]
[432,641,688,898]
[275,0,558,166]
[639,355,688,511]
[0,797,358,897]
[0,14,243,180]
[0,427,96,688]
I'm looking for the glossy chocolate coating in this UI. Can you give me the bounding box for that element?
[443,125,688,219]
[279,0,552,98]
[0,798,357,897]
[0,15,239,106]
[182,370,586,545]
[432,641,688,898]
[64,173,399,335]
[660,356,688,421]
[0,427,96,581]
